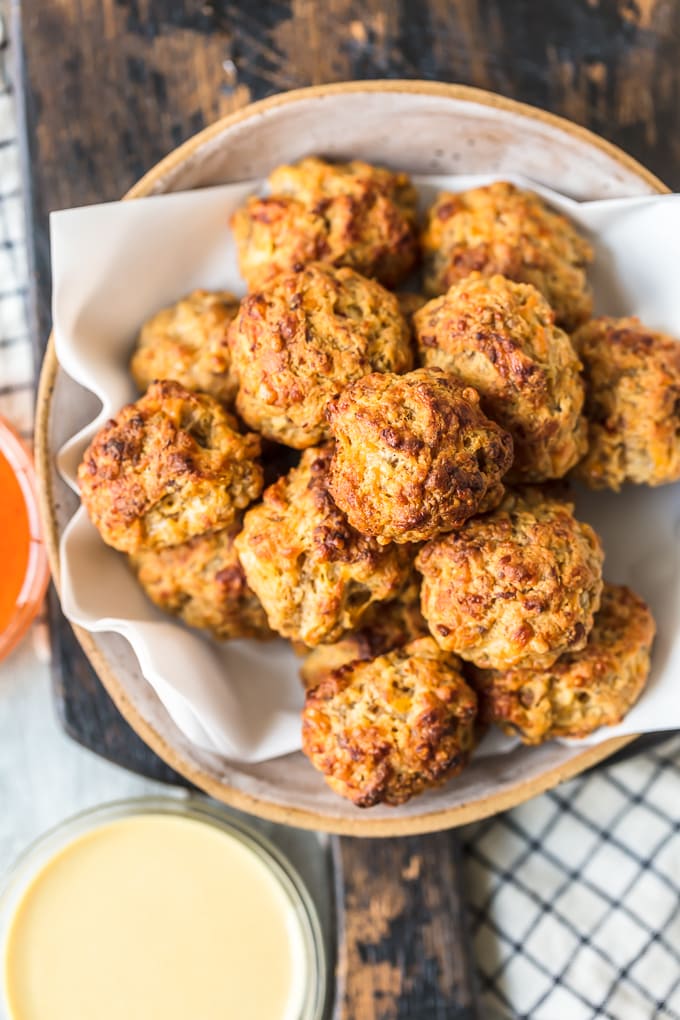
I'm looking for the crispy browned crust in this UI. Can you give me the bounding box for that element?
[327,368,513,543]
[234,445,414,646]
[414,274,587,481]
[472,584,655,742]
[573,316,680,489]
[231,157,419,290]
[131,524,272,640]
[129,290,241,405]
[78,380,263,554]
[416,488,604,670]
[228,262,413,448]
[302,636,478,807]
[421,182,593,330]
[299,573,428,689]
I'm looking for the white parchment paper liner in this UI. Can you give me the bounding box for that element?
[51,174,680,763]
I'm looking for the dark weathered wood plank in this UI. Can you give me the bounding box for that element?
[332,833,480,1019]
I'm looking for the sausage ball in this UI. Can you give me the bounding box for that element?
[302,636,477,807]
[129,290,241,405]
[421,181,593,330]
[573,316,680,489]
[234,445,414,646]
[78,380,263,554]
[414,274,587,481]
[327,368,513,544]
[228,262,412,448]
[416,488,604,670]
[300,574,428,689]
[231,156,419,290]
[471,584,655,742]
[131,524,272,640]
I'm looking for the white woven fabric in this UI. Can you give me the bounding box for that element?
[0,68,32,437]
[464,735,680,1019]
[0,22,678,1017]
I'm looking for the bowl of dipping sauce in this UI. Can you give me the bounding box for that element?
[0,417,49,662]
[0,797,326,1020]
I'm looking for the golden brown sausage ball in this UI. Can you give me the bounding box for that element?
[416,488,604,670]
[471,584,655,742]
[301,636,477,807]
[300,574,428,689]
[414,274,587,481]
[231,157,419,290]
[235,445,414,646]
[228,262,412,448]
[421,181,593,330]
[129,290,241,405]
[78,380,263,554]
[131,524,272,640]
[573,316,680,490]
[327,368,513,544]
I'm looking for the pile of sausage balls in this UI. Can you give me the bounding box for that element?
[79,158,671,808]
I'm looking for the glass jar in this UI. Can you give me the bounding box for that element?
[0,796,327,1020]
[0,417,49,663]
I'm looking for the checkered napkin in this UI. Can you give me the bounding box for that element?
[463,734,680,1019]
[1,19,678,1018]
[0,28,33,438]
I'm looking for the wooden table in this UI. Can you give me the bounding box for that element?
[15,3,680,1017]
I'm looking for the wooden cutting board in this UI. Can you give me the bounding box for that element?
[15,3,680,1016]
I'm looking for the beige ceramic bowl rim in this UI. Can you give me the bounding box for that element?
[35,80,667,837]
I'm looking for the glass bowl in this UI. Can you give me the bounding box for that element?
[0,416,49,663]
[0,796,327,1020]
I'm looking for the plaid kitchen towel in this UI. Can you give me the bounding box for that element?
[463,734,680,1019]
[0,14,32,438]
[1,13,678,1018]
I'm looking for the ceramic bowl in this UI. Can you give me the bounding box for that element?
[36,81,667,836]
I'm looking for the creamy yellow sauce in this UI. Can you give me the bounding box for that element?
[4,814,308,1020]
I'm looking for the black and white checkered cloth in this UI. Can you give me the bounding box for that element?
[0,18,678,1018]
[0,16,33,440]
[463,734,680,1018]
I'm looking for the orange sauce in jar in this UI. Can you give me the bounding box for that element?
[0,446,31,632]
[0,418,49,660]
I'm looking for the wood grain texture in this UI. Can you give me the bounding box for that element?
[332,833,479,1019]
